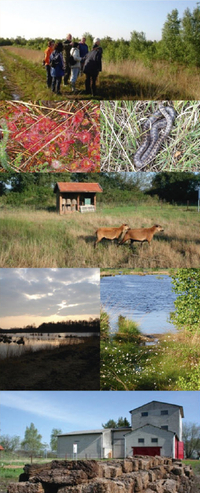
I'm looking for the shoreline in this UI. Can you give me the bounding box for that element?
[100,269,172,277]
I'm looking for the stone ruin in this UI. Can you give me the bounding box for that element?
[7,456,194,493]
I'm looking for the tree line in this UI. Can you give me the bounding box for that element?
[0,424,61,456]
[1,5,200,66]
[0,172,200,206]
[0,318,100,334]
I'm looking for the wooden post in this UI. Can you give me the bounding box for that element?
[59,193,62,214]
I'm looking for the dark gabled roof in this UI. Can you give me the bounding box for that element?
[129,401,184,418]
[58,429,108,437]
[54,182,103,193]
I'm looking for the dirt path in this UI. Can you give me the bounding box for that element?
[0,52,23,99]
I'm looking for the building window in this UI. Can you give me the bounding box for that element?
[138,438,144,443]
[151,438,158,443]
[141,412,148,416]
[161,425,168,430]
[161,410,168,415]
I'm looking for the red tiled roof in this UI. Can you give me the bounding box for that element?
[0,445,4,450]
[54,182,103,193]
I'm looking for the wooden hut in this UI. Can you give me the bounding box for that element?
[54,182,103,214]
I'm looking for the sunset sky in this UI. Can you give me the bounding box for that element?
[0,0,197,41]
[0,268,100,329]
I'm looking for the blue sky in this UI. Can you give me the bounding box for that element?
[0,269,100,329]
[0,391,199,447]
[0,1,198,41]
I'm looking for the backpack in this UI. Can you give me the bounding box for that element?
[69,55,76,66]
[50,53,60,68]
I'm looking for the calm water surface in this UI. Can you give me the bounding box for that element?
[0,332,97,359]
[101,275,177,334]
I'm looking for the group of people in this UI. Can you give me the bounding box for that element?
[44,34,103,96]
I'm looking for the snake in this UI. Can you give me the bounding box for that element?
[133,104,176,169]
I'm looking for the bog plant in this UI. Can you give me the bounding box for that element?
[0,101,100,171]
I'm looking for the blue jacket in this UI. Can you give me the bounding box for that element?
[50,50,64,77]
[78,42,88,58]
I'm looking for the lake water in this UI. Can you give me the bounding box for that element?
[0,332,98,359]
[100,274,177,334]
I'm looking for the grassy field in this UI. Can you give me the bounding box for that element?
[0,202,200,268]
[0,457,55,493]
[1,46,200,100]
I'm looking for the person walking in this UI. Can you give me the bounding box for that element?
[50,42,64,95]
[44,40,55,88]
[83,38,102,96]
[63,33,72,85]
[69,42,82,92]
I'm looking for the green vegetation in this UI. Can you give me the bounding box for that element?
[183,423,200,459]
[101,313,200,390]
[171,269,200,331]
[50,429,62,453]
[102,416,131,428]
[21,423,44,459]
[0,465,24,481]
[1,45,200,100]
[0,173,200,268]
[183,460,200,475]
[100,269,200,390]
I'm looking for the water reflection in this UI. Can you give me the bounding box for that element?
[0,332,97,359]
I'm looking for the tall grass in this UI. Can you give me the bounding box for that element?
[2,46,200,99]
[100,312,200,390]
[0,203,200,268]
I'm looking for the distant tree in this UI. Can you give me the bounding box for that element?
[21,423,44,461]
[170,269,200,332]
[161,9,183,62]
[149,172,200,203]
[102,417,130,428]
[182,422,200,458]
[82,32,94,50]
[102,419,117,428]
[116,417,131,428]
[181,4,200,66]
[0,434,21,452]
[130,31,147,54]
[50,428,62,452]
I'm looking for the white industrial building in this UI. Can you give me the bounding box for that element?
[57,401,184,460]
